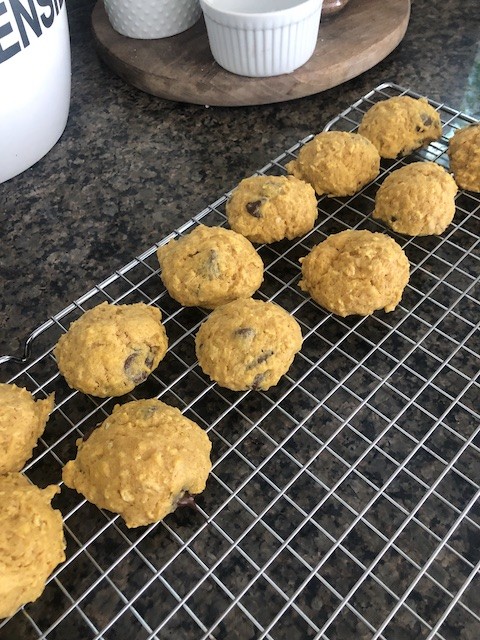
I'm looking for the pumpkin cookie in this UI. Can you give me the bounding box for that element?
[373,161,458,236]
[358,96,442,158]
[285,131,380,197]
[157,225,263,308]
[195,298,302,391]
[447,123,480,192]
[299,230,410,316]
[226,175,318,243]
[54,302,168,397]
[62,399,212,528]
[0,384,54,474]
[0,473,65,619]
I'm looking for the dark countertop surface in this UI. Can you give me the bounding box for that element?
[0,0,479,358]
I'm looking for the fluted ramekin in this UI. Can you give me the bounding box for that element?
[200,0,323,77]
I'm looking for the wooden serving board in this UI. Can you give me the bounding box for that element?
[92,0,411,107]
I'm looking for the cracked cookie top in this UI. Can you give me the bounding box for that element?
[0,383,54,474]
[195,297,302,392]
[358,96,442,159]
[62,399,212,528]
[226,174,318,243]
[54,302,168,397]
[299,230,410,317]
[373,161,458,236]
[157,225,264,308]
[285,131,380,197]
[0,473,65,619]
[447,123,480,192]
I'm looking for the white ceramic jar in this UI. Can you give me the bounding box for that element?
[200,0,323,77]
[0,0,71,184]
[103,0,202,39]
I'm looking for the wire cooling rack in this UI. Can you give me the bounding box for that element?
[1,82,479,640]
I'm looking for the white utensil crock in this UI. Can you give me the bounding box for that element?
[0,0,71,184]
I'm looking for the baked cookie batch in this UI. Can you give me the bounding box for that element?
[2,94,476,619]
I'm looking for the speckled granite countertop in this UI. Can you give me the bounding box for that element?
[0,0,479,357]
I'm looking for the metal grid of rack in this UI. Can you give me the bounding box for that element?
[1,83,479,640]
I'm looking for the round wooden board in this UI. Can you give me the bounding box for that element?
[92,0,410,107]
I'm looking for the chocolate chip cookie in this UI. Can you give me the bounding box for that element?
[0,473,65,619]
[225,175,318,243]
[447,123,480,192]
[157,224,264,308]
[299,230,410,316]
[285,131,380,198]
[373,161,458,236]
[54,302,168,397]
[358,96,442,158]
[0,384,54,474]
[195,297,303,391]
[62,399,212,528]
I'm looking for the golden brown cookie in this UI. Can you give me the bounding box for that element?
[62,399,212,528]
[447,123,480,192]
[299,230,410,316]
[54,302,168,397]
[225,175,318,243]
[157,224,264,308]
[285,131,380,197]
[0,384,54,474]
[358,96,442,158]
[0,473,65,619]
[373,161,458,236]
[195,298,302,391]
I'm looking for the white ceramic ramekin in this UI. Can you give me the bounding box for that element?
[200,0,323,77]
[104,0,202,39]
